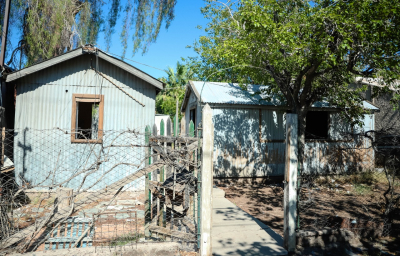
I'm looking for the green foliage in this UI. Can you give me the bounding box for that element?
[353,183,373,195]
[351,170,377,186]
[156,61,196,120]
[194,0,400,123]
[3,0,176,68]
[194,0,400,169]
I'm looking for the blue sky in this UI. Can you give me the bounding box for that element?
[96,0,208,79]
[7,0,208,79]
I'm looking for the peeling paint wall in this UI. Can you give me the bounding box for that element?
[13,54,157,189]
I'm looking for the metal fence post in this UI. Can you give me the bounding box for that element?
[197,122,202,250]
[144,125,151,237]
[200,104,213,256]
[284,113,298,252]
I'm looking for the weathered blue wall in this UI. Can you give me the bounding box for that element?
[211,107,286,177]
[13,54,156,190]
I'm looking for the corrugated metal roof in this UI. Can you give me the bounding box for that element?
[5,46,164,90]
[191,81,282,106]
[188,81,379,110]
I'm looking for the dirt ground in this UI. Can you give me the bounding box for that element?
[218,178,400,255]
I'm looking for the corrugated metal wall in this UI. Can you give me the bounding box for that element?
[15,55,156,130]
[205,107,375,177]
[211,107,286,177]
[13,54,157,190]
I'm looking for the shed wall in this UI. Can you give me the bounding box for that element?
[212,107,286,177]
[12,54,157,190]
[192,105,375,177]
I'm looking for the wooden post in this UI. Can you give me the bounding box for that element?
[283,113,298,253]
[172,108,178,238]
[173,115,179,137]
[181,116,186,136]
[188,120,195,220]
[175,99,179,136]
[200,104,214,256]
[171,138,175,236]
[160,119,165,227]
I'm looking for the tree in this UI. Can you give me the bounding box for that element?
[194,0,400,172]
[2,0,177,68]
[157,61,195,119]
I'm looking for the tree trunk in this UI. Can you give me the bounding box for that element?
[296,110,307,175]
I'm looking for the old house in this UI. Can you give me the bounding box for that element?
[3,46,164,189]
[181,81,379,178]
[355,77,400,133]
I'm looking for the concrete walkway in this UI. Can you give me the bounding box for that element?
[212,188,288,256]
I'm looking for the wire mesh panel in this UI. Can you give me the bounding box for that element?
[0,125,201,254]
[144,120,201,247]
[44,217,94,250]
[93,211,139,246]
[298,130,400,241]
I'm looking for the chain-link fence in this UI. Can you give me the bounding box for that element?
[299,130,400,240]
[0,125,201,254]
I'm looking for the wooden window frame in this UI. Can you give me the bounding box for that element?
[71,94,104,143]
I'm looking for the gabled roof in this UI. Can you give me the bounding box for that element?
[181,81,283,112]
[5,46,164,90]
[181,80,379,112]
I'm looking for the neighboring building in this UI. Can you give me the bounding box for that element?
[181,81,378,178]
[154,114,171,135]
[3,46,164,189]
[355,77,400,133]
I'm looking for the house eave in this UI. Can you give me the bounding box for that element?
[5,46,164,90]
[181,81,200,113]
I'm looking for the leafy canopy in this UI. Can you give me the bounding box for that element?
[194,0,400,126]
[157,61,196,120]
[2,0,176,68]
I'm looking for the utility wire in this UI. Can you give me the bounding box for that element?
[104,51,165,72]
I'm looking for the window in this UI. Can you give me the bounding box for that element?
[190,108,196,126]
[189,108,196,136]
[71,94,104,143]
[305,111,329,140]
